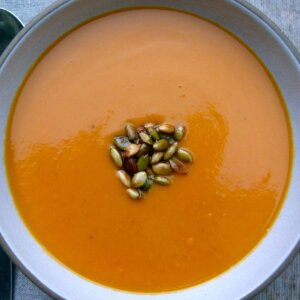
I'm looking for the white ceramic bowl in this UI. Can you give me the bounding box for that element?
[0,1,299,299]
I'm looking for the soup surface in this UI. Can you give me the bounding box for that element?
[6,9,291,292]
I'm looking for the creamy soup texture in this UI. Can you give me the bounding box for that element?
[6,9,291,292]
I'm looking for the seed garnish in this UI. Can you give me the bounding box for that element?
[109,122,193,200]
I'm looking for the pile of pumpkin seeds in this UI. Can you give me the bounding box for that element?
[109,123,193,200]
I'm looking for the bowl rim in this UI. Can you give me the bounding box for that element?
[0,0,299,299]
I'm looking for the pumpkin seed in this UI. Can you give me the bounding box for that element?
[151,151,164,164]
[140,177,153,192]
[123,158,137,175]
[114,136,131,150]
[169,158,189,174]
[164,142,178,160]
[139,132,153,145]
[124,144,141,158]
[158,124,175,134]
[153,139,169,151]
[109,146,123,168]
[137,154,149,171]
[147,127,160,141]
[177,148,193,163]
[174,125,185,141]
[152,162,172,175]
[146,167,154,176]
[132,171,147,188]
[127,188,142,200]
[117,170,131,187]
[158,132,176,145]
[125,123,138,142]
[144,122,155,129]
[137,143,151,157]
[153,176,171,186]
[137,126,146,133]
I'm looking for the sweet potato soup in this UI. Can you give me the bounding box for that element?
[6,9,291,292]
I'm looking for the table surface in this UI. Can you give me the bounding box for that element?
[0,0,299,299]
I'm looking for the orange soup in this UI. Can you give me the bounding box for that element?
[6,9,291,292]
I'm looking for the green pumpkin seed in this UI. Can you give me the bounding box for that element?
[127,188,142,200]
[144,122,155,129]
[132,171,147,188]
[114,136,131,150]
[147,127,160,141]
[152,162,172,175]
[151,152,164,164]
[139,132,153,145]
[169,158,189,174]
[117,170,131,187]
[146,167,154,176]
[140,177,153,192]
[137,154,150,171]
[153,139,169,151]
[158,124,175,134]
[158,133,176,145]
[177,148,193,163]
[174,125,185,141]
[153,176,171,186]
[164,142,178,160]
[109,146,123,168]
[124,144,141,158]
[125,123,138,142]
[137,143,151,157]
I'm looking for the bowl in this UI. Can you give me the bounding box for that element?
[0,1,299,299]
